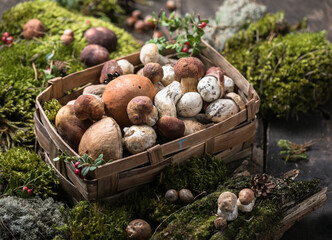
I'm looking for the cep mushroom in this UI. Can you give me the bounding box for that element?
[73,94,105,121]
[83,84,106,98]
[55,105,92,151]
[217,191,238,221]
[197,67,224,102]
[126,219,152,240]
[102,74,157,128]
[182,119,205,136]
[140,43,176,66]
[23,19,46,39]
[123,125,157,154]
[237,188,255,212]
[154,81,183,118]
[205,99,239,123]
[161,64,177,86]
[143,62,164,84]
[224,92,245,111]
[84,26,117,52]
[117,59,134,74]
[157,116,185,140]
[60,29,74,45]
[224,75,235,94]
[174,57,205,93]
[80,44,110,67]
[127,96,158,126]
[176,92,203,117]
[79,117,122,162]
[99,60,123,84]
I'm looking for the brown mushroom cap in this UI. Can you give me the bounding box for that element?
[174,57,205,79]
[73,94,104,121]
[78,117,123,162]
[99,60,123,84]
[126,219,152,240]
[127,96,154,125]
[23,19,46,39]
[214,217,227,230]
[217,191,237,212]
[238,188,255,205]
[55,105,92,151]
[157,116,185,140]
[84,26,117,52]
[102,74,157,127]
[143,62,164,84]
[80,44,110,67]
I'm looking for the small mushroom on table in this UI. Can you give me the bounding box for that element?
[84,26,117,52]
[174,57,205,93]
[80,44,110,67]
[237,188,255,212]
[126,219,152,240]
[217,191,238,221]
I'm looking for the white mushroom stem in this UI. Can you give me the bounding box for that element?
[237,198,255,212]
[161,64,176,86]
[117,59,134,74]
[176,92,203,117]
[217,204,238,221]
[140,43,176,66]
[154,81,183,118]
[224,75,235,94]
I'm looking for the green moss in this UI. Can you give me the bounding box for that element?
[158,154,228,193]
[223,12,332,118]
[0,0,140,148]
[44,99,62,124]
[153,176,321,240]
[0,147,59,197]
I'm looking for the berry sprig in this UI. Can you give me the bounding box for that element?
[147,11,208,58]
[1,32,14,44]
[54,152,110,179]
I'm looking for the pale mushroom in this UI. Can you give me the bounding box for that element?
[154,81,183,118]
[181,119,205,136]
[117,59,134,74]
[123,125,157,154]
[217,191,238,221]
[174,57,205,93]
[224,92,245,111]
[205,99,239,123]
[197,75,222,102]
[224,75,235,94]
[161,64,177,86]
[140,43,176,66]
[237,188,255,212]
[126,219,152,240]
[176,92,203,117]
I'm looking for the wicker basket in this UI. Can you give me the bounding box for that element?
[34,40,260,201]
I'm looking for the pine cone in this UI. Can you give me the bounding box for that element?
[54,60,67,76]
[250,173,275,197]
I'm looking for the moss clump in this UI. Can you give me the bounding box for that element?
[0,0,140,149]
[44,99,62,125]
[153,176,321,240]
[57,155,228,239]
[223,12,332,118]
[158,155,228,193]
[0,147,59,197]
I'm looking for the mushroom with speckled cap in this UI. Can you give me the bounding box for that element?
[237,188,255,212]
[217,191,238,221]
[174,57,205,93]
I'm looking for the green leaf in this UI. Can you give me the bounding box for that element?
[89,166,97,171]
[81,167,89,177]
[215,12,222,25]
[45,52,54,61]
[169,11,175,20]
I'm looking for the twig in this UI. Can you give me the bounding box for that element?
[0,217,17,240]
[32,62,38,80]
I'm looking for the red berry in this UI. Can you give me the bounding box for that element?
[182,47,189,53]
[80,174,86,179]
[6,36,13,41]
[74,168,81,176]
[86,20,91,25]
[74,161,80,168]
[3,32,9,38]
[6,40,12,45]
[199,22,207,29]
[185,41,190,46]
[1,36,6,42]
[23,186,28,191]
[27,189,33,196]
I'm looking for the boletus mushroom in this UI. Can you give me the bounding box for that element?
[99,60,123,84]
[80,44,110,67]
[55,105,92,151]
[157,116,185,140]
[102,74,157,128]
[78,117,122,162]
[23,19,46,39]
[123,125,157,154]
[140,43,176,66]
[117,59,134,75]
[73,94,104,121]
[237,188,255,212]
[205,99,239,123]
[126,219,152,240]
[174,57,205,93]
[176,92,203,117]
[84,26,117,52]
[127,96,158,126]
[217,191,238,221]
